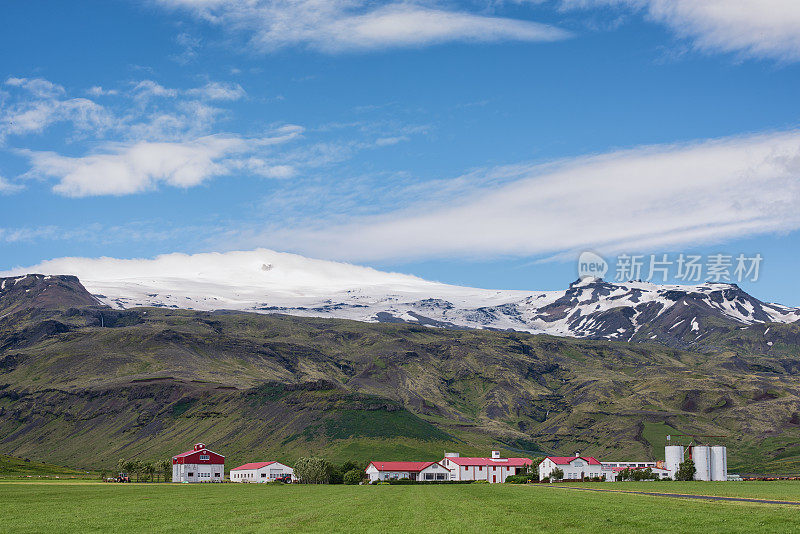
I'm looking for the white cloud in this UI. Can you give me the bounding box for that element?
[5,77,65,98]
[158,0,570,52]
[2,78,114,140]
[0,175,23,194]
[131,80,179,100]
[87,86,119,97]
[563,0,800,61]
[186,81,246,101]
[124,100,224,141]
[247,130,800,262]
[22,127,303,197]
[173,32,202,64]
[1,76,248,143]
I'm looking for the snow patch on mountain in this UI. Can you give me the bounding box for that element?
[3,248,799,342]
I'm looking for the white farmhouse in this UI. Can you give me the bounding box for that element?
[171,443,225,483]
[230,461,294,483]
[365,461,450,482]
[538,454,604,481]
[441,451,532,483]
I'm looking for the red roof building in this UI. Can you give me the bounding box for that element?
[441,452,532,483]
[365,461,450,482]
[538,454,604,481]
[230,461,294,483]
[172,443,225,483]
[546,456,602,466]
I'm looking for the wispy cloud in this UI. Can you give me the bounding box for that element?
[2,74,430,197]
[1,76,245,144]
[157,0,571,52]
[21,127,303,197]
[563,0,800,62]
[186,81,247,101]
[232,130,800,261]
[0,221,205,245]
[0,175,23,195]
[1,77,114,141]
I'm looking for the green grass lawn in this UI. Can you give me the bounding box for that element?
[557,481,800,501]
[1,482,799,533]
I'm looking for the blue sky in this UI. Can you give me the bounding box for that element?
[2,0,800,305]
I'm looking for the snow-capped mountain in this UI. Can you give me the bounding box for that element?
[4,249,799,346]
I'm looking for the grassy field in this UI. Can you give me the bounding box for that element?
[1,481,799,533]
[556,481,800,501]
[0,455,94,479]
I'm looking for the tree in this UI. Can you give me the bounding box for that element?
[143,461,156,483]
[551,467,564,481]
[675,459,696,481]
[343,469,364,485]
[157,459,172,482]
[128,460,144,482]
[294,457,333,484]
[122,460,137,481]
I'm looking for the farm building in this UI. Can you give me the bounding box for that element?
[230,461,294,483]
[607,465,671,480]
[365,461,450,482]
[441,451,532,483]
[172,443,225,483]
[538,454,603,480]
[601,461,659,470]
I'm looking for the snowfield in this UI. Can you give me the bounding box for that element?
[3,248,799,341]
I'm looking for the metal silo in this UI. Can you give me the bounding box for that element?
[665,445,684,479]
[692,446,712,481]
[710,446,727,481]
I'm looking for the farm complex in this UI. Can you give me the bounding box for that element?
[168,438,728,484]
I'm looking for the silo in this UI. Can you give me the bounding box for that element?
[692,446,712,481]
[710,446,727,481]
[664,446,684,478]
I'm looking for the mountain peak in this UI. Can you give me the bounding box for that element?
[3,249,799,347]
[0,274,103,316]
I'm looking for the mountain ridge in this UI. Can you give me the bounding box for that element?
[1,273,799,472]
[2,248,797,350]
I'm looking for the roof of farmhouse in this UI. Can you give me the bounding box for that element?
[446,457,533,467]
[172,443,225,459]
[367,461,441,472]
[545,456,602,466]
[231,462,278,471]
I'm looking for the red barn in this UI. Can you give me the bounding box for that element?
[172,443,225,483]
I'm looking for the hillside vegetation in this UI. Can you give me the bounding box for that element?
[1,276,800,472]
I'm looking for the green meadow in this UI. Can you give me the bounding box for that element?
[1,481,798,533]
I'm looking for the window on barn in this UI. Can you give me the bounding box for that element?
[215,473,220,477]
[200,455,210,461]
[188,472,194,477]
[261,473,266,478]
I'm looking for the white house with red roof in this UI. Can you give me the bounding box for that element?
[440,451,532,483]
[538,454,604,481]
[365,461,450,482]
[230,461,294,483]
[172,443,225,483]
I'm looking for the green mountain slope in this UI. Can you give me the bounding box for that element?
[1,276,799,472]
